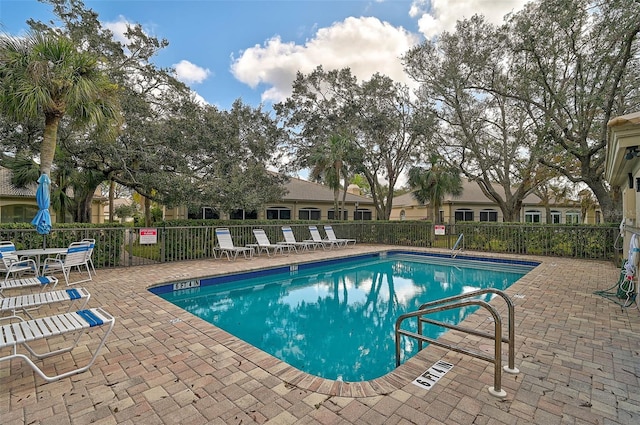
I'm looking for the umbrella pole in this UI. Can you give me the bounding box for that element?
[43,235,47,249]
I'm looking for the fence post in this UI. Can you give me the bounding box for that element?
[160,225,166,263]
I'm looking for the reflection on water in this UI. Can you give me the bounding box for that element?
[162,256,529,382]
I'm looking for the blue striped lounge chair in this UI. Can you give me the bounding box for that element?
[0,307,115,382]
[1,287,90,320]
[0,276,58,298]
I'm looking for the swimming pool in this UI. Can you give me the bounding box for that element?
[150,251,537,382]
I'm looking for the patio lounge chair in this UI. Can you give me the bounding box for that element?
[81,238,97,276]
[323,225,356,247]
[0,276,58,297]
[248,229,291,257]
[305,225,342,250]
[1,287,90,320]
[0,242,39,282]
[215,228,253,260]
[42,242,92,286]
[281,226,320,252]
[0,307,115,382]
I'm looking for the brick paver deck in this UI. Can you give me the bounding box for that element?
[1,245,639,424]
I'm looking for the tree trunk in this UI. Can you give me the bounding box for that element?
[341,175,348,220]
[72,196,93,223]
[593,182,622,223]
[109,180,115,223]
[144,197,152,226]
[40,114,61,176]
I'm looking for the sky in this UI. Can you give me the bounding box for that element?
[0,0,531,111]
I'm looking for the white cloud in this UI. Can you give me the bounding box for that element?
[102,16,132,45]
[411,0,530,38]
[104,17,211,88]
[173,60,211,85]
[230,16,420,104]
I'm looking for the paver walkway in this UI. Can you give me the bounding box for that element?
[1,245,639,424]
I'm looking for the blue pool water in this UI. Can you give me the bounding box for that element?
[152,252,536,382]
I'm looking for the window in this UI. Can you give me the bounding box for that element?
[525,210,541,223]
[479,209,498,222]
[1,204,39,223]
[550,210,561,224]
[266,207,291,220]
[328,210,348,220]
[566,211,580,224]
[595,211,601,224]
[191,207,219,220]
[230,209,257,220]
[354,209,372,220]
[454,209,474,222]
[400,210,406,220]
[299,208,321,220]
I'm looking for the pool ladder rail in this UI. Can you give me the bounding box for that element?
[394,288,519,398]
[451,233,464,258]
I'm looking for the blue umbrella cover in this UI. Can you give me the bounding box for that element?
[31,173,52,235]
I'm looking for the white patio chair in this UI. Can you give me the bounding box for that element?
[248,229,291,257]
[0,242,39,282]
[42,241,92,286]
[0,276,58,298]
[0,307,115,382]
[1,287,90,320]
[304,225,341,250]
[215,228,253,260]
[81,238,97,276]
[281,226,320,252]
[323,225,357,247]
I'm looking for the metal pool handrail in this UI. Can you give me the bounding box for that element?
[394,288,519,398]
[451,233,464,257]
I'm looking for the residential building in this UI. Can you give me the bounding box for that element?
[194,176,376,221]
[0,166,105,224]
[390,179,600,224]
[606,111,640,237]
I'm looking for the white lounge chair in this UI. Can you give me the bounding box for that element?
[215,228,253,260]
[0,276,58,297]
[42,242,92,286]
[305,225,342,250]
[248,229,291,257]
[81,238,97,276]
[323,225,357,247]
[0,242,39,282]
[281,226,320,252]
[1,287,90,320]
[0,307,115,382]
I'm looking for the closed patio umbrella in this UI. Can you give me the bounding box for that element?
[31,173,52,248]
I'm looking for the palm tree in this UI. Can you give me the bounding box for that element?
[309,134,351,220]
[0,31,121,177]
[408,155,463,224]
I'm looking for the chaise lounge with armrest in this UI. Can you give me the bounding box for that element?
[0,307,115,382]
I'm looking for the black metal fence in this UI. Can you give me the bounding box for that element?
[0,222,620,270]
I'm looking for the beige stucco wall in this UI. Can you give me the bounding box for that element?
[164,205,188,220]
[605,111,640,276]
[0,197,58,224]
[606,112,640,231]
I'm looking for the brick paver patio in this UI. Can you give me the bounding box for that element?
[1,245,639,424]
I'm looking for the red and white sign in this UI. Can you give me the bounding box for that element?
[140,228,158,244]
[434,225,446,236]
